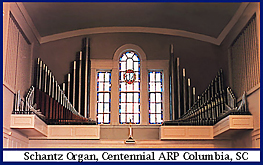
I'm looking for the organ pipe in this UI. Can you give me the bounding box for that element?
[169,44,175,120]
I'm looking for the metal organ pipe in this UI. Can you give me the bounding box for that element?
[176,58,181,118]
[170,44,175,120]
[78,51,82,114]
[182,68,187,115]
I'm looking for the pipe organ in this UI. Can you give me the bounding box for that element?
[166,44,251,126]
[13,38,95,125]
[12,40,251,126]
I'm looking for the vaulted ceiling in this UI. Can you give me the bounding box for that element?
[22,2,242,44]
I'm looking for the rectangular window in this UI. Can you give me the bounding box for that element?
[149,71,163,124]
[97,71,111,124]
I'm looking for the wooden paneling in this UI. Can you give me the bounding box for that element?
[213,115,253,137]
[161,115,253,140]
[3,127,29,148]
[10,114,48,137]
[161,126,213,139]
[48,125,100,139]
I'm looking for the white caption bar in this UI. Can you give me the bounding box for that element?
[3,150,260,162]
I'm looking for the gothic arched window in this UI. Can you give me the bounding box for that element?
[119,51,140,124]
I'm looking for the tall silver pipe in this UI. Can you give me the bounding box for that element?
[62,83,65,92]
[78,51,82,114]
[55,81,58,101]
[177,58,181,118]
[58,85,61,103]
[48,71,52,96]
[188,78,191,110]
[84,38,89,118]
[183,68,187,115]
[67,73,70,99]
[36,58,40,89]
[170,44,175,120]
[39,60,42,90]
[44,65,47,93]
[73,61,76,108]
[192,87,196,105]
[52,75,55,99]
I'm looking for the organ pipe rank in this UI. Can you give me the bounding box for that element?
[13,39,250,126]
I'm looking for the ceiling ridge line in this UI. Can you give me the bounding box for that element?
[16,2,41,44]
[215,2,249,45]
[40,26,218,45]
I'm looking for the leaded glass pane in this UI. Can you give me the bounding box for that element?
[98,83,103,91]
[121,62,126,71]
[104,103,110,113]
[156,93,161,102]
[120,114,126,123]
[150,103,155,113]
[120,72,125,81]
[98,93,103,102]
[134,114,139,123]
[126,52,133,58]
[127,84,133,91]
[105,73,110,81]
[127,93,133,102]
[150,83,155,92]
[156,82,161,92]
[156,72,161,81]
[157,114,162,123]
[133,55,138,61]
[150,72,155,81]
[121,93,126,102]
[127,114,133,122]
[98,103,103,113]
[99,73,104,81]
[134,72,139,81]
[134,103,139,113]
[98,114,103,123]
[104,93,110,102]
[105,83,110,91]
[121,103,126,113]
[134,62,139,71]
[134,82,139,91]
[150,114,155,123]
[150,93,155,102]
[127,59,133,69]
[156,103,162,113]
[121,55,127,61]
[134,93,139,102]
[127,103,133,113]
[120,82,126,91]
[104,114,110,123]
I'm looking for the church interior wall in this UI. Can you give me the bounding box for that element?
[220,2,260,148]
[38,33,227,96]
[3,2,260,148]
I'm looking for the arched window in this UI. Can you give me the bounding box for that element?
[119,51,140,124]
